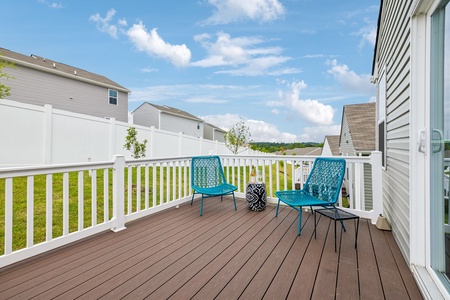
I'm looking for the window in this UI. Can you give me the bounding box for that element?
[377,72,386,167]
[109,89,118,105]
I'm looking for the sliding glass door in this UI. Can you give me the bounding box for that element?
[430,0,450,290]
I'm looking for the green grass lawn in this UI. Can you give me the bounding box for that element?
[0,163,294,254]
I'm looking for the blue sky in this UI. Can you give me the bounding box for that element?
[2,0,379,143]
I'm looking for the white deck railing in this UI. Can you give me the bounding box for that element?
[0,152,382,268]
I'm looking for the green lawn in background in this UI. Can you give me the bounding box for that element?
[0,162,297,254]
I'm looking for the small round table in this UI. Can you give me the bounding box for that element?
[246,182,267,211]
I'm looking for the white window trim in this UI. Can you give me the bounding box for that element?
[109,89,118,106]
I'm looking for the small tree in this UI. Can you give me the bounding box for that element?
[0,54,15,98]
[124,127,148,159]
[225,120,251,154]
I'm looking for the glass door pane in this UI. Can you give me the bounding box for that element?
[431,1,450,288]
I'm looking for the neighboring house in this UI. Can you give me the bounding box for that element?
[132,102,204,138]
[321,135,340,156]
[373,1,450,298]
[339,102,376,211]
[0,47,130,122]
[339,102,376,156]
[204,122,227,143]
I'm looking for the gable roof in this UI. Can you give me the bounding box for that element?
[342,102,376,152]
[134,102,204,122]
[0,47,130,93]
[324,135,341,156]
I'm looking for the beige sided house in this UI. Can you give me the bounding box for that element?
[372,0,450,298]
[0,47,130,122]
[132,102,204,138]
[204,122,227,143]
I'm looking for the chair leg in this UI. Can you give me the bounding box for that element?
[190,193,195,205]
[200,196,204,216]
[298,208,302,235]
[232,193,237,211]
[275,199,280,217]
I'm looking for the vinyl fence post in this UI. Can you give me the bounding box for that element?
[112,155,126,232]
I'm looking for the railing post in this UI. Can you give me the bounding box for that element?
[112,155,126,232]
[371,151,383,224]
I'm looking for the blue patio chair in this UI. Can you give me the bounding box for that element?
[191,155,237,216]
[275,157,346,235]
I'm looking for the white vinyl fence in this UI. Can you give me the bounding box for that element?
[0,152,382,268]
[0,99,259,167]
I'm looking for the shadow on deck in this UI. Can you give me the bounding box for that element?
[0,197,422,299]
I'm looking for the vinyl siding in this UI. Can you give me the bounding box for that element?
[3,64,128,122]
[160,113,202,138]
[375,0,412,261]
[132,103,160,128]
[340,115,355,155]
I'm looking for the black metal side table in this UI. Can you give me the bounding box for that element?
[246,183,266,211]
[314,207,360,252]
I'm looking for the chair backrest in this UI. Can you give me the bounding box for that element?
[191,156,227,188]
[303,157,346,204]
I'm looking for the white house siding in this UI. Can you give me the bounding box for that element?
[160,113,203,138]
[374,0,412,262]
[321,139,333,156]
[132,103,160,128]
[4,65,129,122]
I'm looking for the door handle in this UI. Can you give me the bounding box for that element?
[432,129,444,153]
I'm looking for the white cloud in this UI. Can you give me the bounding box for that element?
[202,0,285,25]
[200,114,297,143]
[326,59,374,94]
[128,84,261,102]
[185,97,227,104]
[192,31,300,76]
[89,8,124,39]
[90,10,191,67]
[279,80,335,126]
[126,22,191,67]
[353,23,377,49]
[38,0,63,9]
[299,125,341,143]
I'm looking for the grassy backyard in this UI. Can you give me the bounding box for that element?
[0,163,294,254]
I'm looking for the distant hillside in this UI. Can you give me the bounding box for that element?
[250,142,323,154]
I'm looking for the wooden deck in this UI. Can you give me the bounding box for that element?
[0,198,423,299]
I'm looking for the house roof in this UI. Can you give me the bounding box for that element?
[0,47,130,93]
[342,102,376,152]
[324,135,341,156]
[135,102,204,122]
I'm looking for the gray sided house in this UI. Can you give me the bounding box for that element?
[132,102,204,138]
[339,102,376,211]
[0,47,130,122]
[373,0,450,298]
[204,122,227,143]
[339,102,376,156]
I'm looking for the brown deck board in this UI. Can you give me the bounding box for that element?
[0,198,423,300]
[369,222,410,299]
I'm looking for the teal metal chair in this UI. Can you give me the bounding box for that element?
[191,156,237,216]
[275,157,346,235]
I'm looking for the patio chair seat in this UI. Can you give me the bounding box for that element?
[275,157,346,235]
[191,155,237,216]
